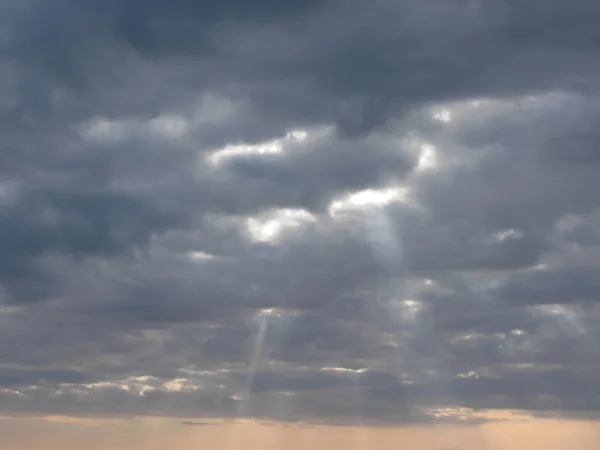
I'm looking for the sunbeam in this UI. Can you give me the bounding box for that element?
[239,309,271,418]
[225,309,271,450]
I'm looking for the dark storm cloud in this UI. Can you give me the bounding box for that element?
[10,0,326,65]
[0,187,186,304]
[3,0,600,426]
[4,0,600,133]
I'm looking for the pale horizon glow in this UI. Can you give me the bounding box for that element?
[2,415,600,450]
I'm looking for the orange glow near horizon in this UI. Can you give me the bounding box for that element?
[2,415,600,450]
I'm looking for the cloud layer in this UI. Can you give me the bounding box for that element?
[3,0,600,424]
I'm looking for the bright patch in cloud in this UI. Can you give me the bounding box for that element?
[163,378,201,392]
[329,187,407,215]
[148,115,189,137]
[488,228,524,242]
[247,208,316,242]
[432,108,452,123]
[537,305,585,336]
[80,117,133,140]
[389,299,423,322]
[187,251,216,261]
[80,115,189,140]
[320,367,367,374]
[258,308,281,317]
[417,144,438,171]
[402,135,440,172]
[207,129,310,166]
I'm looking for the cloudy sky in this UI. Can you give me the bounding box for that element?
[3,0,600,449]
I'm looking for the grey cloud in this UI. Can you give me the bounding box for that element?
[0,368,89,388]
[497,266,600,306]
[4,0,600,427]
[216,135,413,212]
[4,0,600,134]
[0,188,185,304]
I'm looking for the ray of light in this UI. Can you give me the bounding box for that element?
[356,204,488,448]
[362,207,404,271]
[239,309,271,417]
[352,371,367,450]
[225,309,271,450]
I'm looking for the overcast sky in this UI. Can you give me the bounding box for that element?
[3,0,600,443]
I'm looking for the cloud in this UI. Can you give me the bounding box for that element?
[2,0,600,426]
[180,421,213,426]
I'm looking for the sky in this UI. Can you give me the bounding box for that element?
[3,0,600,449]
